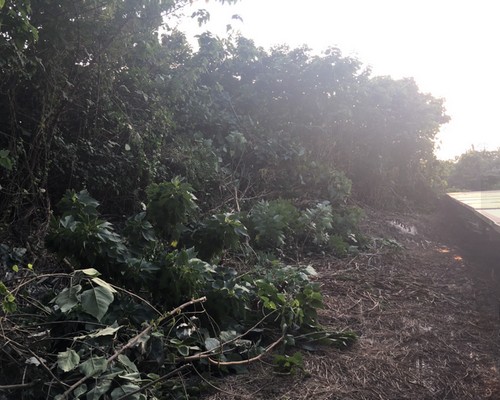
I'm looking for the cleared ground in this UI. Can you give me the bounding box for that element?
[204,205,500,399]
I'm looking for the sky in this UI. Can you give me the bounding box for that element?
[175,0,500,160]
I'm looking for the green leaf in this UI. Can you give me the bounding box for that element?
[304,265,318,276]
[110,384,141,400]
[117,354,139,373]
[86,379,112,400]
[2,297,17,313]
[75,325,122,340]
[0,282,7,296]
[73,384,87,399]
[0,0,6,10]
[219,330,238,343]
[117,372,141,382]
[81,286,114,321]
[79,268,101,277]
[91,277,117,293]
[59,215,77,230]
[0,149,12,170]
[57,348,80,372]
[177,345,190,357]
[54,285,82,313]
[204,337,220,352]
[79,356,108,378]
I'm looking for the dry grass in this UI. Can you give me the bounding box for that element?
[203,209,500,399]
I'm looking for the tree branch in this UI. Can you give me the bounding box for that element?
[59,296,207,399]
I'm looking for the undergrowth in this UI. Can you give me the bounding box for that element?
[0,184,358,399]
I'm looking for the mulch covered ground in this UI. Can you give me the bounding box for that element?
[204,206,500,399]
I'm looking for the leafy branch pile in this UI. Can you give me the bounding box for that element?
[1,187,355,399]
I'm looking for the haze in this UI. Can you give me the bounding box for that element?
[178,0,500,160]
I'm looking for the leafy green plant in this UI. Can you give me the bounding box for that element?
[44,270,210,400]
[51,268,116,322]
[152,248,215,309]
[247,199,300,249]
[46,190,130,279]
[225,131,248,158]
[273,352,304,374]
[0,149,13,170]
[146,178,198,242]
[298,201,334,245]
[258,264,323,330]
[0,281,16,312]
[332,206,364,236]
[0,259,334,399]
[24,175,357,399]
[166,136,222,193]
[188,212,248,261]
[328,234,349,257]
[124,211,157,251]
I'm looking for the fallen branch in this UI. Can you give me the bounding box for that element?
[115,363,192,400]
[60,296,207,399]
[207,334,284,366]
[0,380,39,391]
[183,310,277,362]
[0,333,69,389]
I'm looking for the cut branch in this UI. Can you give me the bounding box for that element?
[59,296,207,399]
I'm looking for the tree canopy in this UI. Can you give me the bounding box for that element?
[1,0,450,235]
[448,149,500,191]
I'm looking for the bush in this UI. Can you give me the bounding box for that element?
[146,178,198,242]
[247,200,301,249]
[187,212,248,261]
[46,190,130,280]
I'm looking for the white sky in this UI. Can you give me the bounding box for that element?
[176,0,500,160]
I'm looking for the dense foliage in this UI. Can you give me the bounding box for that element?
[0,0,449,239]
[447,149,500,191]
[1,0,451,398]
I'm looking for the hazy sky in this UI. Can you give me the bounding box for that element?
[177,0,500,160]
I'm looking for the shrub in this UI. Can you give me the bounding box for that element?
[46,190,130,280]
[146,178,198,242]
[187,212,248,261]
[247,200,301,249]
[298,201,334,245]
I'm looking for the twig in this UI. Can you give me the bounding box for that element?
[183,310,277,362]
[114,364,192,400]
[59,297,207,399]
[0,333,68,388]
[207,334,284,366]
[11,273,72,296]
[0,380,39,391]
[109,283,162,316]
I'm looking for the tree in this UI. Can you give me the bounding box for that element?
[167,36,449,207]
[0,0,232,239]
[448,149,500,190]
[342,77,450,204]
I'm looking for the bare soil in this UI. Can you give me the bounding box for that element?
[204,205,500,399]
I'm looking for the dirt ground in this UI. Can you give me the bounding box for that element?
[204,204,500,399]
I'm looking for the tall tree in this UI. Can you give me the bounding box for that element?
[0,0,236,239]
